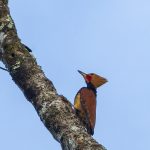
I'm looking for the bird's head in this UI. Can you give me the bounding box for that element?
[78,70,107,88]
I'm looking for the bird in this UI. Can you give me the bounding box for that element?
[74,70,107,135]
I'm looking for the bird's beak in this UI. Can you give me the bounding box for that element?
[78,70,87,78]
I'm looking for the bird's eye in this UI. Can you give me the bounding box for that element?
[90,73,94,75]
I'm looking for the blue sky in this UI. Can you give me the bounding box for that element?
[1,0,150,149]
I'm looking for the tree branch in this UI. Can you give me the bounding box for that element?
[0,1,107,150]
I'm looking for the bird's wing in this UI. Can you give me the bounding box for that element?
[80,88,96,135]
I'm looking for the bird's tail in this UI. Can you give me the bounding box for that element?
[87,125,94,135]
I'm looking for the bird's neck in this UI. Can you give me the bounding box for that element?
[87,83,97,96]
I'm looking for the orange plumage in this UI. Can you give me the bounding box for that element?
[74,70,107,135]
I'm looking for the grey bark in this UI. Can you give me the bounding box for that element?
[0,0,107,149]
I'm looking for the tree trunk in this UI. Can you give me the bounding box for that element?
[0,0,107,149]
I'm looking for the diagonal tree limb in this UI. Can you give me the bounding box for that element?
[0,1,107,150]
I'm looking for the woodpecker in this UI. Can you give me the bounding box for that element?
[74,70,107,135]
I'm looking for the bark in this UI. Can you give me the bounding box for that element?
[0,1,107,150]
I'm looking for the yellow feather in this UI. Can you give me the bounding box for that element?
[74,93,81,110]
